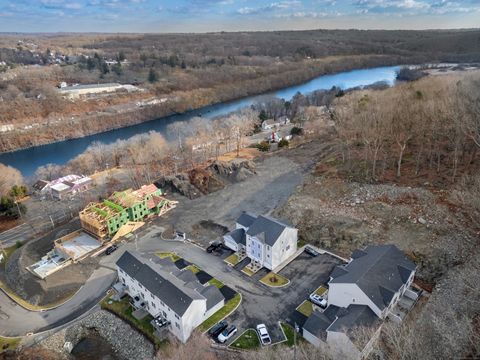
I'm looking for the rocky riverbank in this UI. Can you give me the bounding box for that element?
[37,310,155,360]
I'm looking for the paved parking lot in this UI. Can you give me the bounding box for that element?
[133,223,344,347]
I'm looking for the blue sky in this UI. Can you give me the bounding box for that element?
[0,0,478,32]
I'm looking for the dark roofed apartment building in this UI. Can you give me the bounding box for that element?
[116,251,224,343]
[223,212,298,271]
[328,244,416,319]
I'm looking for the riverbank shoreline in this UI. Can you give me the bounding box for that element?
[0,55,405,156]
[1,61,473,177]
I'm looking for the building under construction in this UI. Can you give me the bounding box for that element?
[79,184,177,239]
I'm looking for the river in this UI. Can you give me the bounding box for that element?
[0,65,400,177]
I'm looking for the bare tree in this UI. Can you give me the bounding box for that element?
[0,163,24,196]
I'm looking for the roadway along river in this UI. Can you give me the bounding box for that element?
[0,65,399,177]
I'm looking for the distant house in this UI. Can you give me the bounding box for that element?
[223,212,297,271]
[328,244,416,319]
[38,174,93,199]
[261,116,290,131]
[261,119,278,131]
[302,244,417,359]
[59,83,123,99]
[116,251,225,343]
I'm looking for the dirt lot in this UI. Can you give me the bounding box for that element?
[1,219,100,306]
[274,153,478,284]
[154,132,340,247]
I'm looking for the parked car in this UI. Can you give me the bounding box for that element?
[256,324,272,345]
[305,246,319,257]
[208,320,228,338]
[309,294,328,308]
[105,244,118,255]
[206,241,222,253]
[217,325,237,343]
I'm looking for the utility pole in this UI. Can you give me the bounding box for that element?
[294,322,299,360]
[14,195,22,219]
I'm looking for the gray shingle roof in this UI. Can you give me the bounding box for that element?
[225,228,246,245]
[330,245,416,310]
[116,251,220,316]
[328,305,377,332]
[303,311,332,341]
[245,215,293,246]
[237,212,257,228]
[303,305,378,349]
[200,285,225,311]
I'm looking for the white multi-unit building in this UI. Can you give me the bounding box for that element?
[116,251,225,343]
[302,244,417,359]
[224,212,298,271]
[328,245,416,319]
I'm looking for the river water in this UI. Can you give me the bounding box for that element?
[0,65,399,177]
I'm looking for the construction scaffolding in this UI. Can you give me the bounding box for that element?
[79,184,178,240]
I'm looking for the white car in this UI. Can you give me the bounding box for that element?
[217,325,237,343]
[309,294,328,308]
[256,324,272,345]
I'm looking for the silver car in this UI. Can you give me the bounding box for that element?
[256,324,272,345]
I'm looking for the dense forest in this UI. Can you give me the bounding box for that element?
[1,29,480,152]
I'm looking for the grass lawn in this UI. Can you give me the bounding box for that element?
[296,300,313,317]
[1,242,23,267]
[185,264,200,274]
[314,286,328,296]
[199,293,241,332]
[224,254,240,266]
[298,239,307,248]
[241,267,255,277]
[208,278,224,289]
[101,295,167,348]
[259,272,289,287]
[280,323,305,347]
[156,252,180,262]
[230,329,260,350]
[0,336,21,353]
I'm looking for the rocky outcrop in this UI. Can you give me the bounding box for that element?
[38,310,155,360]
[155,159,257,199]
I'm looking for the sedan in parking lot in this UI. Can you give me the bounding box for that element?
[208,320,228,339]
[206,241,222,253]
[256,324,272,345]
[217,325,237,343]
[309,293,327,308]
[105,244,118,255]
[305,246,319,257]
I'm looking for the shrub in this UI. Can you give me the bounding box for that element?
[278,139,289,148]
[396,67,427,82]
[256,141,271,152]
[291,126,304,136]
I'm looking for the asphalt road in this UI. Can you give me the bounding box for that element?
[0,265,116,337]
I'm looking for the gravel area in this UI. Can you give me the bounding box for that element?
[2,219,100,306]
[38,310,155,360]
